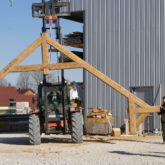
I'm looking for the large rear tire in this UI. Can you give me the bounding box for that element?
[71,111,83,143]
[29,114,41,145]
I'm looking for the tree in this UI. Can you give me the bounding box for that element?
[30,71,43,92]
[47,71,57,83]
[16,72,31,89]
[0,79,8,86]
[30,71,57,92]
[16,71,57,91]
[8,0,14,6]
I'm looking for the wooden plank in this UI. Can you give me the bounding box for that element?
[45,33,151,108]
[64,43,83,48]
[136,106,160,113]
[41,33,49,75]
[63,32,83,48]
[11,62,81,72]
[0,36,42,80]
[128,99,136,134]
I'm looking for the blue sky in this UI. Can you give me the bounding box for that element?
[0,0,83,85]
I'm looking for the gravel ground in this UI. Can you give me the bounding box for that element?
[0,133,164,165]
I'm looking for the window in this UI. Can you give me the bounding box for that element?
[9,98,14,102]
[9,98,16,107]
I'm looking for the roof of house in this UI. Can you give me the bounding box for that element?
[17,88,36,95]
[0,86,37,109]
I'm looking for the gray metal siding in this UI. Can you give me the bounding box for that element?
[63,0,165,129]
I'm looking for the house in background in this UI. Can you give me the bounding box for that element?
[17,88,36,96]
[0,86,37,115]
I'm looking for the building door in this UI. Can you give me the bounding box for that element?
[131,87,154,132]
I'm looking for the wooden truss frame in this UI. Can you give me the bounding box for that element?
[0,33,160,134]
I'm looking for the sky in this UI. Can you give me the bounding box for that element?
[0,0,83,85]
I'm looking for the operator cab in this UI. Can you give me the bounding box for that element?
[38,81,70,133]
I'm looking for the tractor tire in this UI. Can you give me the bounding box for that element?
[71,111,83,143]
[29,114,41,145]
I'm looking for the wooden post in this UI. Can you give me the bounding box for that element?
[41,33,49,75]
[128,99,136,134]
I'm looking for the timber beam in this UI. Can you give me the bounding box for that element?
[11,62,81,72]
[128,99,136,134]
[135,106,160,114]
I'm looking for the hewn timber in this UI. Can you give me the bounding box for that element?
[128,99,136,134]
[136,106,160,114]
[41,33,49,75]
[11,62,81,72]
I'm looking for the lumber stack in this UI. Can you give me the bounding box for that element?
[59,51,83,62]
[63,32,83,48]
[87,107,113,119]
[86,108,114,135]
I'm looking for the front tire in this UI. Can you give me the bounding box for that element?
[71,111,83,143]
[29,114,41,145]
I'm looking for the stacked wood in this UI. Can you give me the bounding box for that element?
[63,32,83,48]
[87,107,113,119]
[86,107,114,135]
[59,51,83,62]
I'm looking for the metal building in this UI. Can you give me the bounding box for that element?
[62,0,165,131]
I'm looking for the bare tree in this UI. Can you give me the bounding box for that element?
[16,72,31,89]
[30,71,57,92]
[0,79,8,86]
[30,71,43,92]
[47,71,57,83]
[16,71,57,91]
[31,71,43,85]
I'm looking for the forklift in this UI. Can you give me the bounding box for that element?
[29,0,83,145]
[29,78,83,145]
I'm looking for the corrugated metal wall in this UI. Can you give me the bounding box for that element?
[62,0,165,129]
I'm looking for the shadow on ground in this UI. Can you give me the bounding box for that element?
[0,134,115,145]
[110,151,165,158]
[0,136,29,145]
[0,133,162,146]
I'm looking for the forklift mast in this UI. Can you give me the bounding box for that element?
[32,0,71,133]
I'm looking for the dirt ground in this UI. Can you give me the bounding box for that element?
[0,133,164,165]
